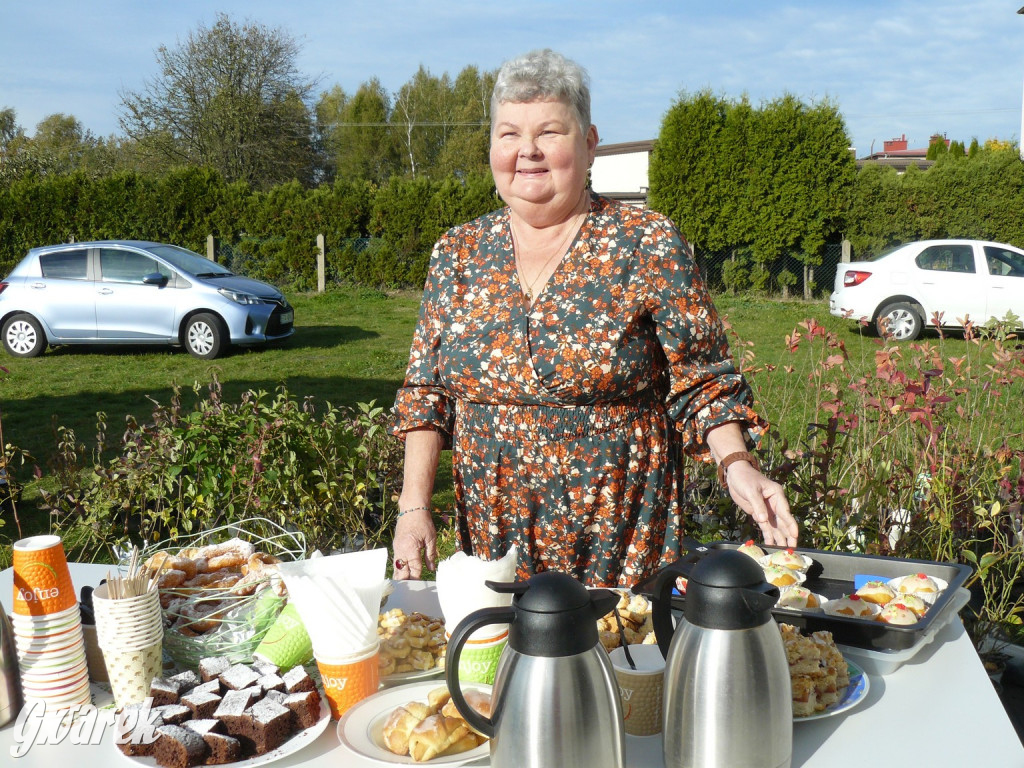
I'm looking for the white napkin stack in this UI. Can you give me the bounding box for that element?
[277,548,388,657]
[436,546,519,642]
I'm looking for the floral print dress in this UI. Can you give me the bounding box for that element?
[392,195,765,587]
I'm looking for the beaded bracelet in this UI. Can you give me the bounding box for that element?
[397,505,430,518]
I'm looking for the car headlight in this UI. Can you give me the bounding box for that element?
[218,288,262,305]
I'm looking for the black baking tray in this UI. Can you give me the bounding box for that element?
[632,540,973,651]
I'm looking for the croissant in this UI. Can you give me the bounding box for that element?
[408,715,471,762]
[427,687,451,711]
[441,689,492,723]
[382,702,434,755]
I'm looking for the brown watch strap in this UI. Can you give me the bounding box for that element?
[717,451,760,488]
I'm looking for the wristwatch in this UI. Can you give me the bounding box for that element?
[717,451,760,489]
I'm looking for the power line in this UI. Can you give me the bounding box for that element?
[320,121,489,128]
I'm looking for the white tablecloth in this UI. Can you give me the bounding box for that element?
[2,563,1023,766]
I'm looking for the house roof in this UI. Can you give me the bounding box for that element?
[595,140,655,157]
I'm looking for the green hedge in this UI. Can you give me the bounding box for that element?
[4,153,1023,289]
[0,168,502,288]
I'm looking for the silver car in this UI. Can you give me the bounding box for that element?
[0,240,294,359]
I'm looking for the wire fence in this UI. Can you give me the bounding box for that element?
[694,242,846,299]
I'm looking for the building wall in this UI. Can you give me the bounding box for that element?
[591,141,653,204]
[591,150,649,197]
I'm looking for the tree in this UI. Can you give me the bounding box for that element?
[317,79,400,185]
[120,13,318,189]
[648,89,733,251]
[926,135,949,160]
[650,90,853,297]
[435,66,494,179]
[0,108,23,151]
[391,66,449,178]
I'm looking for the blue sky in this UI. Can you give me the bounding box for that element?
[2,1,1022,158]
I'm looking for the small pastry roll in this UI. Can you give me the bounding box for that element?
[378,654,397,677]
[427,687,450,711]
[206,551,248,571]
[166,556,198,580]
[382,702,433,756]
[385,635,412,659]
[408,715,471,762]
[158,568,187,589]
[409,649,435,671]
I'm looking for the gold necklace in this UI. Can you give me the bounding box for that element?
[510,212,584,303]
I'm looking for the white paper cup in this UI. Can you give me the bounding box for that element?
[103,638,164,708]
[609,644,665,737]
[20,657,88,684]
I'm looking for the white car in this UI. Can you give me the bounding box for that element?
[829,239,1024,340]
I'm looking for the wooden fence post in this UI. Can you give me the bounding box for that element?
[841,239,852,263]
[317,234,326,293]
[207,234,216,263]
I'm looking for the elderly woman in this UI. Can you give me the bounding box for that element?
[390,49,797,587]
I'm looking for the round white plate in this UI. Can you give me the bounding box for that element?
[336,680,491,766]
[381,666,445,687]
[794,659,869,722]
[113,697,330,768]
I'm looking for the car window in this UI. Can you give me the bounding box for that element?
[148,244,232,276]
[39,249,88,280]
[916,245,975,274]
[99,248,169,284]
[983,246,1024,277]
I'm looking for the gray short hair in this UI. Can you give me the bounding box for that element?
[491,49,591,135]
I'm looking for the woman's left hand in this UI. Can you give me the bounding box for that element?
[725,460,799,547]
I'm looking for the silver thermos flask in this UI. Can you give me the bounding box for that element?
[446,571,626,768]
[653,548,792,768]
[0,606,23,727]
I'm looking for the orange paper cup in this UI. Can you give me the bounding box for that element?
[315,643,380,720]
[12,535,76,616]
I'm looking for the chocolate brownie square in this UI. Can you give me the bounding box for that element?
[213,688,260,746]
[247,699,294,754]
[181,689,222,720]
[182,719,224,737]
[155,704,193,726]
[257,672,285,693]
[252,660,280,677]
[219,663,260,692]
[203,732,241,765]
[150,677,183,707]
[168,669,202,691]
[115,705,164,757]
[188,679,223,697]
[154,724,208,768]
[284,690,322,730]
[281,666,315,694]
[263,689,288,705]
[198,657,231,683]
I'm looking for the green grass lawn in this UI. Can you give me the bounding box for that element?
[0,286,1015,550]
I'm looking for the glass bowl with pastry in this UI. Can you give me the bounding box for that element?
[134,518,306,667]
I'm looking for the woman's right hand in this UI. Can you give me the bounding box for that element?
[392,507,438,580]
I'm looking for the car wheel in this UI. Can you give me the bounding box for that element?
[876,302,922,341]
[184,313,227,359]
[2,313,47,357]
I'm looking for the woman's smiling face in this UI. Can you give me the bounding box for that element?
[490,98,597,226]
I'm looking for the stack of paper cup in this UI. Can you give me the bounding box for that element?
[10,535,91,712]
[91,582,163,708]
[436,547,517,684]
[277,549,388,719]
